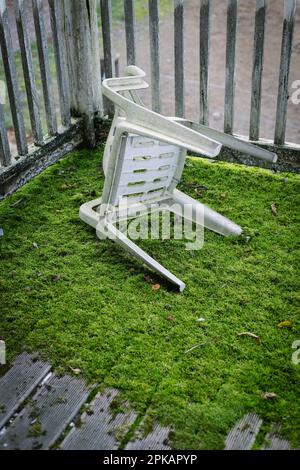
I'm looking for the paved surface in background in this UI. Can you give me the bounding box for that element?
[0,353,293,450]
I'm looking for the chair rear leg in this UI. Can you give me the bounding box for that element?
[172,189,242,237]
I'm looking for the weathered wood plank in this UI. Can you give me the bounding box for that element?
[0,352,51,430]
[14,0,44,145]
[262,425,291,450]
[0,121,83,198]
[89,0,103,115]
[61,389,136,450]
[32,0,57,136]
[126,420,171,450]
[199,0,210,125]
[0,0,28,155]
[0,373,90,450]
[174,0,185,117]
[224,0,237,134]
[124,0,136,65]
[225,413,262,450]
[149,0,161,113]
[48,0,71,127]
[0,102,11,166]
[100,0,114,116]
[249,0,266,141]
[274,0,297,145]
[63,0,100,147]
[263,435,290,450]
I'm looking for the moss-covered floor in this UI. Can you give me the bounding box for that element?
[0,147,299,449]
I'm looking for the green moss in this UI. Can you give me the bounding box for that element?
[0,148,299,449]
[28,421,45,438]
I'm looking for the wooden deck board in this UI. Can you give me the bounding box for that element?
[0,373,90,449]
[61,389,136,450]
[0,352,51,430]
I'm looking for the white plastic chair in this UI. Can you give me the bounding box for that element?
[80,66,277,291]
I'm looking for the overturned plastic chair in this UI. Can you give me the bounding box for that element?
[80,66,277,291]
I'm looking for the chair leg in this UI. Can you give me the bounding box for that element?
[172,189,242,237]
[96,220,186,292]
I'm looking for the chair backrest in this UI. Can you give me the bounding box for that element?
[101,66,222,210]
[107,133,186,207]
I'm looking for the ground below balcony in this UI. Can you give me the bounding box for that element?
[0,146,299,449]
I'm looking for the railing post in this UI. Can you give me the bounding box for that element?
[124,0,136,65]
[0,0,28,156]
[14,0,44,146]
[49,0,71,128]
[62,0,103,146]
[100,0,115,117]
[249,0,266,141]
[174,0,185,118]
[224,0,237,134]
[32,0,58,137]
[199,0,210,126]
[149,0,161,113]
[274,0,297,145]
[0,101,11,166]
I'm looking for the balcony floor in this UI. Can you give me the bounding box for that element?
[0,148,299,449]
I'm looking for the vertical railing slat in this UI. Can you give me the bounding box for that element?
[0,102,11,166]
[0,0,28,155]
[148,0,160,113]
[174,0,185,117]
[224,0,237,134]
[14,0,43,145]
[199,0,210,125]
[100,0,114,79]
[124,0,136,65]
[100,0,114,116]
[32,0,57,136]
[249,0,266,141]
[48,0,71,127]
[274,0,297,145]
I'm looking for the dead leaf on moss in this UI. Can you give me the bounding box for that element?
[271,203,278,216]
[277,320,293,329]
[262,392,277,400]
[10,198,27,208]
[69,367,81,375]
[152,283,161,291]
[237,332,260,342]
[60,183,79,191]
